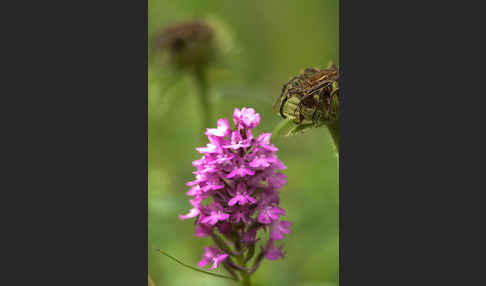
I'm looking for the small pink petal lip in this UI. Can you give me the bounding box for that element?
[179,208,199,220]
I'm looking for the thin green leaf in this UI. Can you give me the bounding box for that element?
[155,249,238,281]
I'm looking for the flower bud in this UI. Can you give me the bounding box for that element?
[275,66,340,128]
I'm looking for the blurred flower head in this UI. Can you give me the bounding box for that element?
[152,17,237,71]
[153,20,215,70]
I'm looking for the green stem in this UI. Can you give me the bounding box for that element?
[241,273,251,286]
[327,119,339,153]
[236,257,251,286]
[235,245,251,286]
[271,118,294,138]
[156,249,237,281]
[193,66,211,136]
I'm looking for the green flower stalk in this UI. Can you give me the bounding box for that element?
[193,65,211,134]
[152,18,238,138]
[152,20,217,136]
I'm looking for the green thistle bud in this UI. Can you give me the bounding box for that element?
[274,66,340,127]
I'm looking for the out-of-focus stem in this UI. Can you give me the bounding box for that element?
[327,119,339,153]
[193,66,211,138]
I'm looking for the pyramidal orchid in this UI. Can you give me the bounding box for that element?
[180,107,291,284]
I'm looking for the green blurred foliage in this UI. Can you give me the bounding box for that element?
[149,0,339,285]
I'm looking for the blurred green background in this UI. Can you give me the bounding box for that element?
[148,0,339,285]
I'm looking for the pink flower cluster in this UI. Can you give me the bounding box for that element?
[180,107,291,274]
